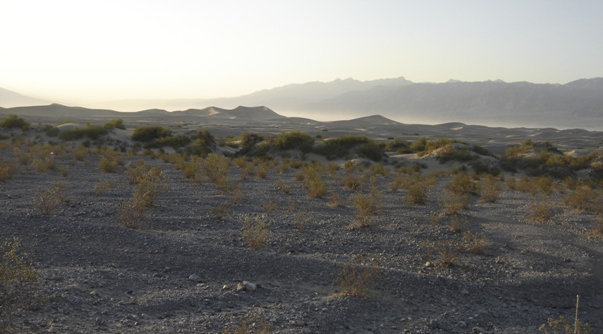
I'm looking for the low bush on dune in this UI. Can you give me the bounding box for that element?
[0,115,29,130]
[315,135,384,161]
[132,126,172,142]
[0,160,15,181]
[59,124,108,141]
[276,131,315,153]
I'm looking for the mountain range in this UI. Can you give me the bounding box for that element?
[1,77,602,129]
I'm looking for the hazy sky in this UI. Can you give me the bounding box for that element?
[1,0,602,104]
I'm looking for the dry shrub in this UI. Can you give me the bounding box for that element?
[255,162,270,179]
[73,146,88,161]
[275,179,291,194]
[98,156,119,173]
[527,199,554,223]
[448,214,468,233]
[478,175,501,203]
[94,180,114,196]
[327,192,345,208]
[223,313,272,334]
[242,215,269,250]
[442,190,470,214]
[211,202,232,221]
[421,240,460,267]
[348,193,378,229]
[342,172,363,191]
[33,182,66,215]
[295,212,311,232]
[589,215,603,237]
[0,160,15,181]
[462,232,489,254]
[263,202,277,216]
[406,183,427,205]
[447,172,476,195]
[539,315,591,334]
[1,237,39,332]
[335,261,377,297]
[32,155,55,172]
[302,165,327,198]
[565,186,596,212]
[119,199,147,229]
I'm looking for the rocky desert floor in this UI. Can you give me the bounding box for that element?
[1,138,602,333]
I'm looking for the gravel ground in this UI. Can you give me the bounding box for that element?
[1,144,602,333]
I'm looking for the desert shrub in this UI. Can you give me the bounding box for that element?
[0,115,29,130]
[32,155,55,172]
[348,193,378,229]
[406,183,427,205]
[73,146,88,161]
[478,175,501,203]
[94,180,114,196]
[223,313,272,334]
[0,237,39,332]
[98,156,119,173]
[256,161,271,179]
[527,199,554,223]
[301,165,327,198]
[203,153,231,191]
[442,191,470,214]
[421,240,460,267]
[188,130,215,156]
[409,137,427,152]
[335,260,377,297]
[384,138,412,153]
[43,125,59,137]
[275,179,291,194]
[103,119,125,129]
[315,135,374,160]
[151,135,191,148]
[0,160,15,181]
[341,172,363,191]
[132,126,172,142]
[59,124,108,140]
[33,182,66,215]
[446,172,476,195]
[327,192,345,208]
[565,186,596,212]
[263,202,277,216]
[461,232,489,254]
[119,199,147,229]
[295,212,311,232]
[276,131,314,153]
[356,141,383,161]
[133,168,168,207]
[447,214,468,233]
[242,215,269,250]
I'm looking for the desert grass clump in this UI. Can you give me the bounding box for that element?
[1,237,39,332]
[442,190,470,214]
[461,232,490,254]
[223,313,272,334]
[478,175,501,203]
[406,183,427,205]
[421,240,460,268]
[527,199,554,223]
[274,179,291,194]
[263,201,277,216]
[539,295,591,334]
[301,165,327,198]
[94,180,114,196]
[565,185,597,212]
[327,192,345,208]
[33,182,66,215]
[294,212,311,232]
[447,214,468,233]
[589,215,603,237]
[335,260,377,297]
[32,155,55,173]
[73,146,89,161]
[98,156,119,173]
[134,168,168,207]
[0,160,15,181]
[241,215,270,250]
[348,193,378,229]
[119,199,147,229]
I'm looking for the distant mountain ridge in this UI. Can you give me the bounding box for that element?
[1,76,602,129]
[0,87,49,107]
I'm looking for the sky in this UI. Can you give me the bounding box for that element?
[1,0,602,105]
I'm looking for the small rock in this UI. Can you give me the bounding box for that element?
[222,284,229,291]
[424,261,432,267]
[236,282,246,292]
[243,281,257,291]
[188,274,202,282]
